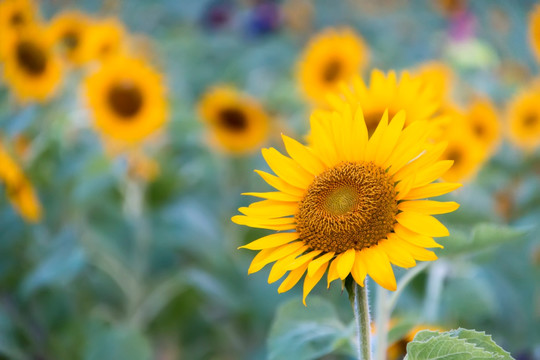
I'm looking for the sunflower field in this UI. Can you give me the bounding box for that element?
[0,0,539,359]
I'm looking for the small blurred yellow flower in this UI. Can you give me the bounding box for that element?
[2,25,63,103]
[82,17,125,63]
[528,4,540,63]
[297,27,369,106]
[506,84,540,151]
[465,97,501,152]
[440,108,488,183]
[328,70,443,135]
[0,0,38,49]
[127,151,160,182]
[0,143,41,222]
[83,55,168,145]
[197,85,270,154]
[48,10,93,65]
[233,97,460,304]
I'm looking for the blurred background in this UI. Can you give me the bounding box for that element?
[0,0,539,359]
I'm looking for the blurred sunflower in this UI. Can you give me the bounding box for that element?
[48,10,93,65]
[329,70,443,135]
[528,4,540,62]
[83,55,168,145]
[0,0,37,42]
[233,102,460,304]
[440,110,487,182]
[0,143,41,222]
[82,18,125,63]
[2,25,63,102]
[297,27,369,105]
[197,86,270,154]
[414,61,454,105]
[506,86,540,151]
[465,98,500,152]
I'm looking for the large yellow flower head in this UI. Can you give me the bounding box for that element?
[197,85,270,154]
[48,10,94,66]
[83,55,168,145]
[331,70,442,135]
[297,27,369,106]
[2,25,63,103]
[0,143,41,223]
[233,101,461,304]
[528,4,540,63]
[506,85,540,151]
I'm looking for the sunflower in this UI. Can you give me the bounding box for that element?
[83,55,168,145]
[465,98,500,152]
[506,85,540,151]
[297,27,369,105]
[232,102,461,304]
[0,0,38,44]
[0,143,41,222]
[329,70,443,135]
[2,25,63,103]
[48,10,93,65]
[529,4,540,63]
[440,109,487,182]
[82,18,125,63]
[197,85,270,154]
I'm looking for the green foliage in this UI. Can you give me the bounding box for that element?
[84,326,151,360]
[267,296,353,360]
[405,328,514,360]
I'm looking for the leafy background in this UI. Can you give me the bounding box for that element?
[1,0,539,359]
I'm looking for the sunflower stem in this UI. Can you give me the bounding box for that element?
[351,281,372,360]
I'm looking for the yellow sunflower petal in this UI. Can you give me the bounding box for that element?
[285,250,323,270]
[239,232,299,250]
[336,248,356,279]
[361,246,397,291]
[351,107,369,162]
[278,263,308,293]
[268,254,299,283]
[395,175,416,201]
[350,251,368,286]
[397,200,460,215]
[310,113,339,167]
[365,110,389,161]
[394,223,443,249]
[303,260,329,305]
[374,110,406,166]
[327,259,340,287]
[402,182,462,200]
[239,200,298,218]
[393,141,448,181]
[231,215,295,228]
[248,242,307,274]
[254,170,305,197]
[396,212,449,237]
[389,234,438,261]
[412,160,454,187]
[242,191,301,202]
[282,134,326,175]
[307,252,335,276]
[385,120,431,174]
[378,237,417,268]
[262,148,314,189]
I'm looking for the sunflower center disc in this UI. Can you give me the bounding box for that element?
[219,108,247,132]
[108,83,144,118]
[523,113,538,127]
[296,162,398,253]
[16,40,47,76]
[322,59,342,83]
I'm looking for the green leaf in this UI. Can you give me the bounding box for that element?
[267,296,352,360]
[438,223,528,257]
[84,326,152,360]
[405,328,514,360]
